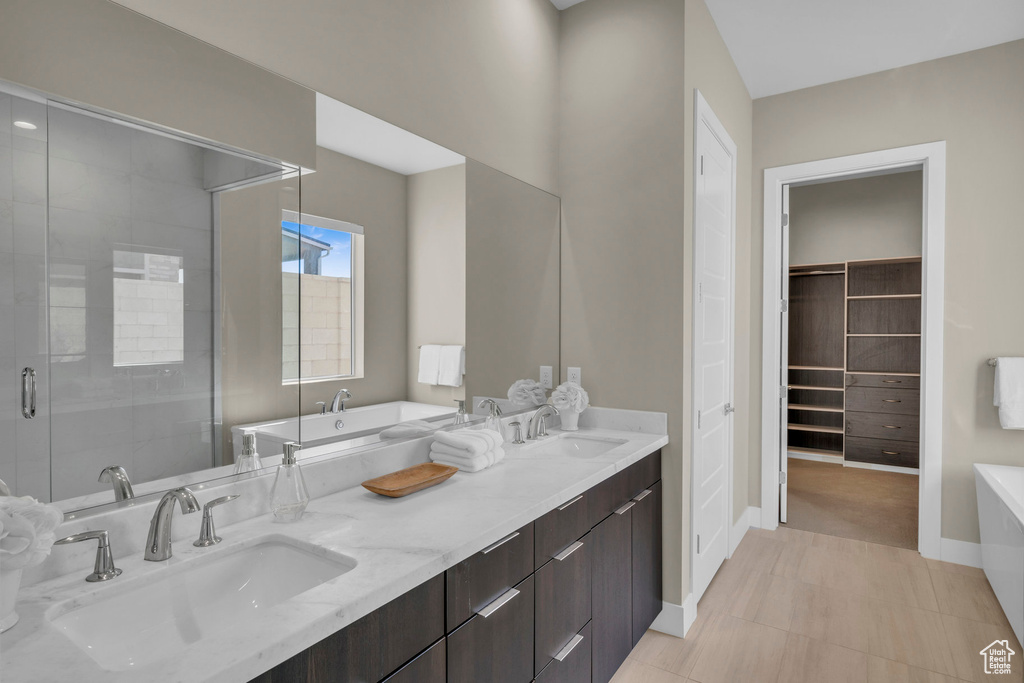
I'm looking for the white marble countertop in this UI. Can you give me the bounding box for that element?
[1,423,667,683]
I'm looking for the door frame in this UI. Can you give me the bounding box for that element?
[690,89,738,600]
[759,142,946,559]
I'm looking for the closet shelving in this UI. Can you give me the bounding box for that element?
[787,256,923,470]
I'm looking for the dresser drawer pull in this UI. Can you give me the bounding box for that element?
[883,425,901,429]
[481,531,520,554]
[554,634,585,662]
[553,541,584,562]
[476,587,520,618]
[882,450,901,456]
[557,494,584,511]
[614,501,636,515]
[634,489,652,501]
[882,399,902,403]
[882,379,902,383]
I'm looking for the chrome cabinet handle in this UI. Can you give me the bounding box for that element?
[634,489,652,501]
[614,501,636,515]
[21,367,36,419]
[883,425,901,429]
[481,531,519,554]
[554,541,584,562]
[554,633,584,662]
[558,494,583,511]
[883,399,901,403]
[477,587,520,618]
[882,450,901,456]
[882,379,902,384]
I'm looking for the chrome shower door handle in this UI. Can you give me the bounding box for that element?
[21,367,36,419]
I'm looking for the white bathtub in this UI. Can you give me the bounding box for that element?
[975,463,1024,643]
[232,401,455,459]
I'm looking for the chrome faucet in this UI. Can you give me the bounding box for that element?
[98,465,134,502]
[527,405,560,440]
[330,389,352,413]
[145,487,200,561]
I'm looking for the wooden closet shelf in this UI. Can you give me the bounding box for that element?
[789,404,844,413]
[788,446,844,458]
[788,385,845,392]
[846,371,920,377]
[788,424,844,434]
[788,366,844,371]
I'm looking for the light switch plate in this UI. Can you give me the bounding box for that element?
[567,367,582,385]
[540,366,553,389]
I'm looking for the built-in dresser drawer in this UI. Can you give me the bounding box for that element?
[845,411,919,443]
[535,490,591,569]
[447,575,535,683]
[845,435,919,468]
[381,637,445,683]
[628,450,662,499]
[588,450,662,528]
[534,622,592,683]
[845,386,920,416]
[846,373,920,390]
[447,522,534,632]
[535,531,592,675]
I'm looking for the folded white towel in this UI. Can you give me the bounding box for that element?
[380,420,439,440]
[431,447,505,473]
[418,345,442,385]
[432,442,483,458]
[432,455,489,473]
[433,431,488,456]
[438,345,465,387]
[994,357,1024,429]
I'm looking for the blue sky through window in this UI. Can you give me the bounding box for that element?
[282,221,352,278]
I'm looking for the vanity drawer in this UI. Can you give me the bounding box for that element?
[535,622,592,683]
[846,373,920,390]
[628,449,662,498]
[536,491,591,569]
[448,575,535,683]
[588,467,632,528]
[535,531,592,675]
[382,637,445,683]
[845,386,920,416]
[845,411,919,443]
[447,522,534,632]
[844,436,919,468]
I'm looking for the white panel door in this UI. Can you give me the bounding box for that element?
[692,95,736,601]
[779,185,790,524]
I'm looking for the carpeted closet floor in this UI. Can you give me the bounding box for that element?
[783,458,918,549]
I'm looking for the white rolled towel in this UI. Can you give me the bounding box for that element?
[433,428,504,455]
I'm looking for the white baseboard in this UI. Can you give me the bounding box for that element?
[650,593,697,638]
[788,450,843,464]
[940,537,983,568]
[730,506,762,555]
[843,460,919,475]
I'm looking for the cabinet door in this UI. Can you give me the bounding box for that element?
[383,637,446,683]
[448,575,535,683]
[535,532,591,674]
[631,481,662,646]
[534,621,592,683]
[591,504,633,683]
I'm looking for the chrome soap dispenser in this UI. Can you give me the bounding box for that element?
[270,441,309,522]
[234,430,263,476]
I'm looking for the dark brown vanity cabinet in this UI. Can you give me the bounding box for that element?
[250,449,662,683]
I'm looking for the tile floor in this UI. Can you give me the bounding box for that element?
[612,527,1022,683]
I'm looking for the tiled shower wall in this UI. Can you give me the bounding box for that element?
[45,106,216,501]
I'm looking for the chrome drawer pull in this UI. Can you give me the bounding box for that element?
[614,501,636,515]
[882,379,902,383]
[21,367,36,419]
[477,587,520,618]
[883,425,901,429]
[481,531,519,554]
[882,399,902,403]
[554,634,584,662]
[633,489,652,501]
[553,541,583,562]
[882,450,901,456]
[558,494,584,511]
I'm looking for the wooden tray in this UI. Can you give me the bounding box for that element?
[362,463,458,498]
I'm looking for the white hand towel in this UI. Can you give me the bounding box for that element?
[434,430,489,455]
[431,454,490,473]
[438,345,465,387]
[994,357,1024,429]
[431,442,486,459]
[380,420,439,439]
[418,345,442,385]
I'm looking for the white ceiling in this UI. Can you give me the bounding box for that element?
[550,0,1024,99]
[316,93,465,176]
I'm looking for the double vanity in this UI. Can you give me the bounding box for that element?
[1,408,667,683]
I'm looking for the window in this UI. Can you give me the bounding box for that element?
[113,249,184,366]
[282,211,364,383]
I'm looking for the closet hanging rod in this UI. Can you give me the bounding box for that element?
[789,270,844,276]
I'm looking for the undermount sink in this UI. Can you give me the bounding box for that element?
[48,536,356,672]
[532,433,627,459]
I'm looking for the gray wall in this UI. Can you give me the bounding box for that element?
[752,40,1024,544]
[109,0,560,195]
[790,171,923,266]
[0,0,316,170]
[407,164,467,406]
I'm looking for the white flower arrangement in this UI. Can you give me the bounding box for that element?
[507,379,548,408]
[551,381,590,414]
[0,496,64,572]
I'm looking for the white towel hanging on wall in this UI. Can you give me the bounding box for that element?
[994,357,1024,429]
[438,345,465,387]
[418,345,442,385]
